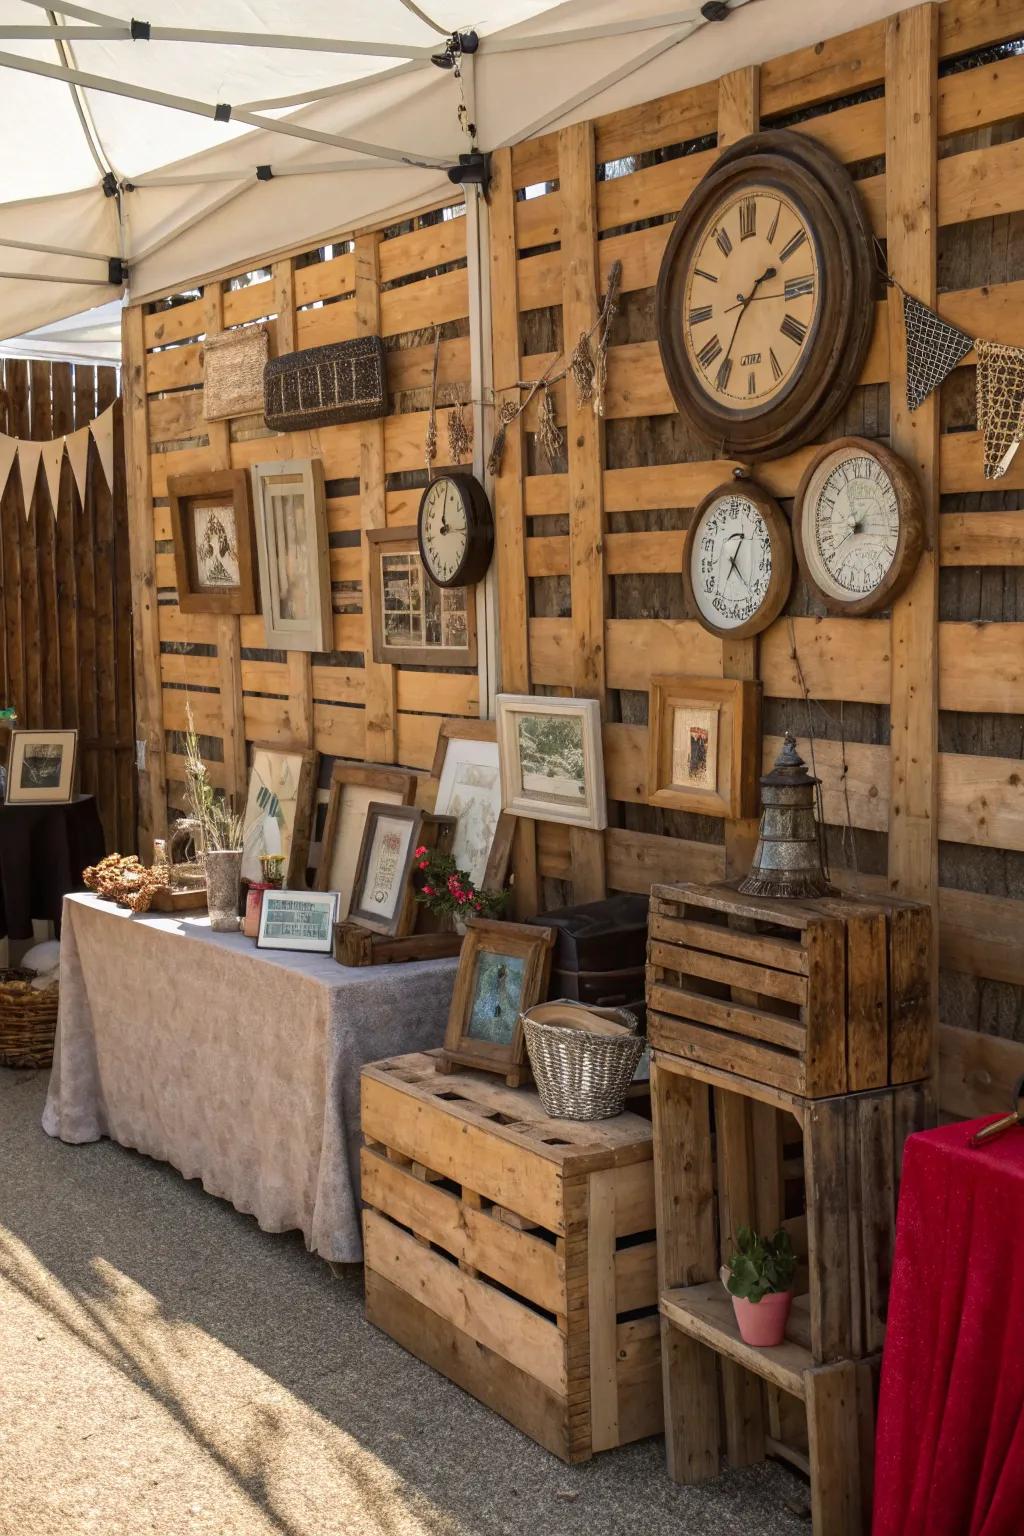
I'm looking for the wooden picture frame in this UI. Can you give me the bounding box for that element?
[167,468,257,615]
[366,526,477,668]
[240,742,317,887]
[251,458,331,652]
[316,762,420,920]
[438,917,556,1086]
[4,727,78,804]
[431,718,514,894]
[257,889,338,953]
[348,804,455,938]
[496,694,607,830]
[647,676,761,819]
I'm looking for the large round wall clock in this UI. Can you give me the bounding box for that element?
[683,472,792,639]
[656,130,875,461]
[793,437,925,616]
[417,472,494,588]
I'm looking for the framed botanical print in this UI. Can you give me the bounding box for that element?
[4,728,78,804]
[315,762,419,920]
[367,527,477,668]
[438,918,556,1086]
[647,676,761,819]
[348,804,455,937]
[240,743,317,886]
[167,469,257,615]
[496,694,607,830]
[431,719,513,892]
[251,458,331,652]
[257,889,338,953]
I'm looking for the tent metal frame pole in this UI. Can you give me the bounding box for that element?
[0,47,458,168]
[129,156,414,187]
[0,236,112,262]
[0,269,115,286]
[237,58,424,114]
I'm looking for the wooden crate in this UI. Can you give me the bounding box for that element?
[646,882,932,1098]
[361,1051,662,1462]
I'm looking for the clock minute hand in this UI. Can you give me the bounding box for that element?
[721,266,777,367]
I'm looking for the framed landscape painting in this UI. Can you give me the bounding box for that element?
[496,695,607,830]
[167,469,257,616]
[240,744,317,886]
[647,676,760,819]
[5,728,78,804]
[251,459,331,653]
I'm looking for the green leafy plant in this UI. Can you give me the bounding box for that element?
[181,701,243,852]
[725,1226,797,1304]
[413,844,508,923]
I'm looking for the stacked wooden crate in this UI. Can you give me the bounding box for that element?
[647,880,934,1532]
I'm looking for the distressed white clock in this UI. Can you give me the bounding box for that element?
[683,474,793,639]
[793,437,925,616]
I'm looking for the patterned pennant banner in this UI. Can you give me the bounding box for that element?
[976,338,1024,479]
[902,292,974,412]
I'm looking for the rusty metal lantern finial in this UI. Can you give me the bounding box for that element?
[738,731,835,900]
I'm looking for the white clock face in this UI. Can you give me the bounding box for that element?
[690,493,773,630]
[420,479,468,584]
[801,448,899,602]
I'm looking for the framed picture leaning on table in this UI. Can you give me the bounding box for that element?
[5,728,78,804]
[257,889,338,953]
[315,763,419,921]
[240,743,317,886]
[437,917,556,1087]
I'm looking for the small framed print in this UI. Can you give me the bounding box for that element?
[251,458,332,653]
[5,728,78,804]
[349,804,455,937]
[167,469,257,615]
[257,889,338,952]
[438,918,556,1086]
[367,527,477,668]
[315,763,419,921]
[240,744,317,886]
[431,719,513,893]
[647,676,761,819]
[496,694,606,830]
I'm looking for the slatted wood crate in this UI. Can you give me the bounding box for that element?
[361,1052,662,1462]
[646,882,932,1098]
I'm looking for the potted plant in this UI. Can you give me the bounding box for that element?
[413,845,508,933]
[182,705,244,931]
[723,1226,797,1347]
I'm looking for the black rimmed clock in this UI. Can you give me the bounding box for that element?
[656,129,875,461]
[417,472,494,588]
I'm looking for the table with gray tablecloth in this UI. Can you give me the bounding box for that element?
[43,892,457,1261]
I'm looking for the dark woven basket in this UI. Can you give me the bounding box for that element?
[0,967,58,1069]
[263,335,389,431]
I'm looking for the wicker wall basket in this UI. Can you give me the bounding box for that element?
[0,968,58,1069]
[522,1001,644,1121]
[202,324,269,421]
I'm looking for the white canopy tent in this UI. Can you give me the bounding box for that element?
[0,0,910,359]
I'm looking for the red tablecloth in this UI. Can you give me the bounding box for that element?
[873,1117,1024,1536]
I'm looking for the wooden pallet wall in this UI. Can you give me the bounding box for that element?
[0,358,134,851]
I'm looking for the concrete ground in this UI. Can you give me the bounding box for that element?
[0,1066,808,1536]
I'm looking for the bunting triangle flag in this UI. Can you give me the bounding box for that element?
[0,435,17,499]
[17,440,43,519]
[41,436,65,516]
[90,402,116,494]
[902,292,974,411]
[65,425,91,504]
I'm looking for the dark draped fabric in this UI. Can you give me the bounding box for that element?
[0,796,105,940]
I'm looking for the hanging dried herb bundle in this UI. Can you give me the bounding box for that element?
[570,331,596,408]
[537,384,563,468]
[424,326,441,474]
[592,259,622,417]
[487,398,520,477]
[447,389,472,465]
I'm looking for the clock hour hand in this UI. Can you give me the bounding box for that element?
[721,266,777,367]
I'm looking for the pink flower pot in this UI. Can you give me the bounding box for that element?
[731,1289,793,1347]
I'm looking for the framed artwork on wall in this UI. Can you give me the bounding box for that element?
[4,728,78,804]
[496,695,607,830]
[251,458,331,653]
[315,763,420,921]
[167,469,257,615]
[257,889,338,953]
[438,917,556,1086]
[348,804,455,938]
[366,527,477,668]
[240,743,317,886]
[646,676,761,819]
[431,719,513,892]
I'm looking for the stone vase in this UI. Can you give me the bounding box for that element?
[205,848,243,932]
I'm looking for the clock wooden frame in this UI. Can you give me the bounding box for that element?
[793,436,926,617]
[417,471,494,588]
[682,475,793,640]
[656,130,875,461]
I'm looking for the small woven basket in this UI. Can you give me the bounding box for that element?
[522,1002,644,1121]
[202,324,269,421]
[0,968,58,1069]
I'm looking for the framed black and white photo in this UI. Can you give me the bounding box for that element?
[256,889,338,953]
[496,695,606,830]
[5,728,78,804]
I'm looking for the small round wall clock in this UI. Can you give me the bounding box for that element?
[417,472,494,588]
[683,472,793,639]
[656,129,875,461]
[793,437,925,616]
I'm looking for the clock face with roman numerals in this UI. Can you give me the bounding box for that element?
[656,130,875,461]
[682,186,820,411]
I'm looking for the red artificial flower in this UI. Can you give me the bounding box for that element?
[422,884,434,896]
[418,860,428,870]
[415,845,428,857]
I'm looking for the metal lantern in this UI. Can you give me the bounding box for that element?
[738,731,835,899]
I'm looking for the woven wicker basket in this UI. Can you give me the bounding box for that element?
[202,324,269,421]
[0,967,58,1070]
[522,1001,644,1121]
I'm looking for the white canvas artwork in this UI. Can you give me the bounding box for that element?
[435,738,502,889]
[240,747,306,884]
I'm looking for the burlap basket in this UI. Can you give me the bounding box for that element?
[202,324,269,421]
[0,967,58,1069]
